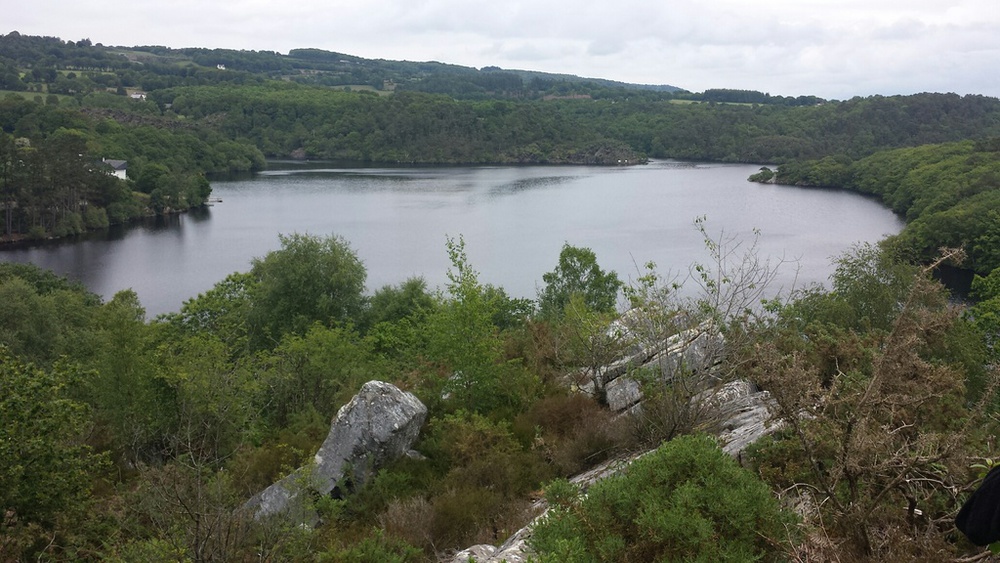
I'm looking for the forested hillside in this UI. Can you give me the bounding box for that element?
[0,95,264,241]
[758,140,1000,275]
[5,31,1000,166]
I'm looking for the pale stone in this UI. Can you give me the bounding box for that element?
[245,380,427,522]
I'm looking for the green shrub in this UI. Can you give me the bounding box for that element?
[531,434,795,562]
[53,211,84,236]
[83,205,110,229]
[512,393,624,475]
[319,529,423,563]
[415,411,552,550]
[27,224,47,240]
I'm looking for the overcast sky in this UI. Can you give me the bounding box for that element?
[7,0,1000,99]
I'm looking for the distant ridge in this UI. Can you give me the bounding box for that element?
[0,31,683,98]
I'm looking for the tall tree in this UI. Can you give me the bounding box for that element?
[538,243,621,319]
[248,232,367,348]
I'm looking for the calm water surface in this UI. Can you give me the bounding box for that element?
[0,161,905,317]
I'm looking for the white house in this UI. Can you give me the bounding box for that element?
[102,158,128,180]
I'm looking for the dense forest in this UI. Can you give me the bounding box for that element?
[4,30,1000,562]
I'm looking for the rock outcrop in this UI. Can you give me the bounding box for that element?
[576,319,726,413]
[450,315,775,563]
[449,378,778,563]
[710,380,779,458]
[245,380,427,522]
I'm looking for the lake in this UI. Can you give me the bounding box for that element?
[0,160,905,317]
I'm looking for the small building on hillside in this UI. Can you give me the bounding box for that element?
[102,158,127,180]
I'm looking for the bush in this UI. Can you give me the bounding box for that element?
[512,393,624,475]
[415,411,551,550]
[744,251,989,560]
[53,211,84,236]
[83,205,109,229]
[26,224,47,240]
[531,434,795,562]
[248,233,367,347]
[319,529,423,562]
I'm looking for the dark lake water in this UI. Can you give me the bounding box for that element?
[0,160,905,317]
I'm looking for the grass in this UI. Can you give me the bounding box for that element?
[0,89,78,104]
[669,99,756,106]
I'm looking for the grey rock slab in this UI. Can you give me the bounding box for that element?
[245,380,427,522]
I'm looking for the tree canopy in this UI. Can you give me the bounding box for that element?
[248,232,367,347]
[538,243,622,319]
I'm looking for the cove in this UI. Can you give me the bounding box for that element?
[0,160,905,317]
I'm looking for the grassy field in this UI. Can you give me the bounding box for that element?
[0,89,78,104]
[669,99,755,106]
[328,84,391,95]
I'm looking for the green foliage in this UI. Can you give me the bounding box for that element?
[0,263,98,365]
[362,276,438,333]
[744,248,988,559]
[361,277,440,371]
[88,290,173,464]
[0,70,264,239]
[769,140,1000,274]
[164,271,256,350]
[0,262,98,302]
[424,236,540,416]
[748,166,774,182]
[968,267,1000,357]
[827,242,918,331]
[538,243,621,319]
[0,227,996,561]
[482,283,535,331]
[248,232,367,348]
[553,293,627,392]
[267,323,380,424]
[157,332,265,463]
[134,162,169,194]
[531,434,795,562]
[0,348,107,541]
[229,406,328,496]
[7,31,1000,175]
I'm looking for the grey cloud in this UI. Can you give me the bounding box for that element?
[587,38,625,57]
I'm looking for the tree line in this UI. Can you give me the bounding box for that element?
[755,139,1000,278]
[1,32,680,101]
[152,81,1000,165]
[7,32,1000,169]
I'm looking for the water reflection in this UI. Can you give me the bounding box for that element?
[490,176,575,196]
[0,161,904,317]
